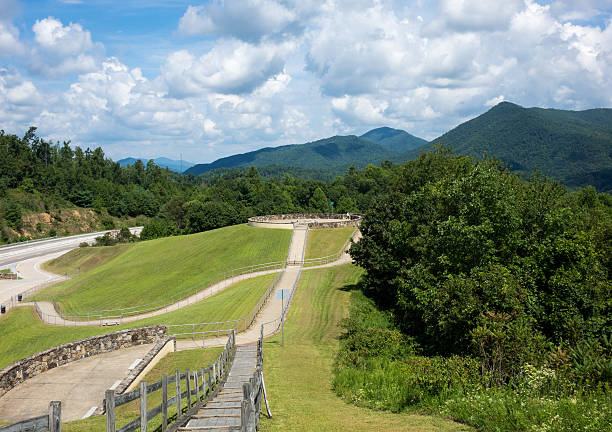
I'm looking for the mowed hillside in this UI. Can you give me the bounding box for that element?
[37,224,291,312]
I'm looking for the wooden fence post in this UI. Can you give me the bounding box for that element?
[194,371,199,401]
[49,401,61,432]
[213,362,217,382]
[175,370,181,416]
[207,367,212,391]
[201,367,207,395]
[185,368,191,408]
[105,389,116,432]
[161,374,168,432]
[140,381,147,432]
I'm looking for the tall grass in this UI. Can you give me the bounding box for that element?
[332,290,612,432]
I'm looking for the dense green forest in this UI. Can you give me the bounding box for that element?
[336,148,612,431]
[0,128,393,243]
[184,102,612,193]
[428,102,612,192]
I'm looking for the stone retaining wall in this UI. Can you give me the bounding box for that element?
[248,213,362,229]
[0,273,17,280]
[0,325,167,398]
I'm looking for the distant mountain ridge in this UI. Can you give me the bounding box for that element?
[183,103,612,192]
[427,102,612,191]
[361,127,428,152]
[118,157,196,173]
[184,135,407,176]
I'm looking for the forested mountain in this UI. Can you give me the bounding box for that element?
[118,157,196,173]
[184,134,409,177]
[426,102,612,191]
[360,126,427,152]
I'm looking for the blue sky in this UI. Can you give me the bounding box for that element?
[1,0,611,163]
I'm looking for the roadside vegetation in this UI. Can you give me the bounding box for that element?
[304,227,355,261]
[259,264,470,431]
[34,224,290,312]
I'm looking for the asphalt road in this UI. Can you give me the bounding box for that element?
[0,227,142,268]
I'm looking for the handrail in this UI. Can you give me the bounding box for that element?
[105,331,236,432]
[50,260,286,321]
[165,268,283,339]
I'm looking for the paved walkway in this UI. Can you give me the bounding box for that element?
[180,345,258,431]
[0,344,153,422]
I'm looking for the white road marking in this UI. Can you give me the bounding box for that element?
[109,379,122,390]
[128,359,142,370]
[82,406,97,419]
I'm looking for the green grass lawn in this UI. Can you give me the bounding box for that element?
[258,264,471,432]
[304,227,355,261]
[0,273,275,369]
[35,224,290,312]
[43,244,130,275]
[63,347,225,432]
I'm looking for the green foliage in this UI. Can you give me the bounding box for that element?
[309,187,329,212]
[428,101,612,192]
[351,148,612,388]
[334,285,612,431]
[140,219,177,240]
[3,200,22,230]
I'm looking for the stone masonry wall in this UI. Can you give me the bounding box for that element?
[248,213,362,229]
[0,325,167,398]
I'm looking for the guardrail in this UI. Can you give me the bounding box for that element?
[0,401,61,432]
[105,331,235,432]
[0,236,58,249]
[47,260,286,322]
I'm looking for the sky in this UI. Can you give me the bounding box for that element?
[0,0,611,163]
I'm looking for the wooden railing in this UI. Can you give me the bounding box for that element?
[240,330,270,431]
[0,401,61,432]
[105,331,236,432]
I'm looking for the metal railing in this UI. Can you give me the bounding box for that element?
[49,260,286,322]
[166,269,284,339]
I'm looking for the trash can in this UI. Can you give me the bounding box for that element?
[1,305,5,314]
[18,294,22,302]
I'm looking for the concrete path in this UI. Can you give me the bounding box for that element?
[29,266,283,327]
[0,344,153,423]
[181,345,257,431]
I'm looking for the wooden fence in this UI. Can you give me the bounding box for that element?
[0,401,61,432]
[240,337,268,432]
[105,331,236,432]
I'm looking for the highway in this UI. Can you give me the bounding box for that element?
[0,227,142,268]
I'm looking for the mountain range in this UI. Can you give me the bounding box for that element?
[186,103,612,191]
[184,128,426,177]
[117,157,195,173]
[124,102,612,192]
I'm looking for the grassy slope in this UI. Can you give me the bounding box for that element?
[304,227,355,260]
[259,264,470,432]
[35,224,290,312]
[43,244,130,275]
[0,273,274,369]
[64,348,224,432]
